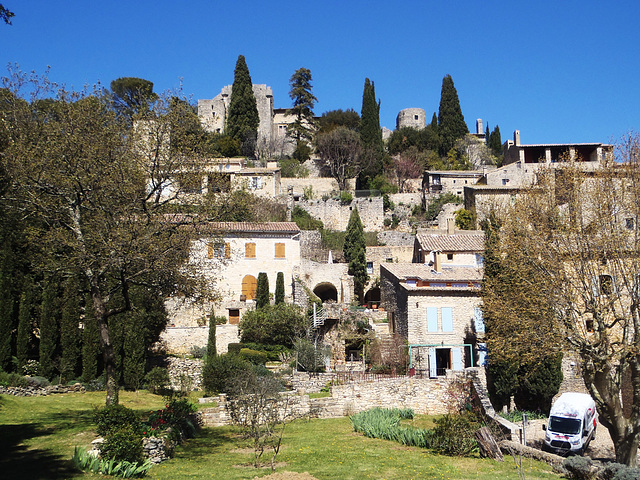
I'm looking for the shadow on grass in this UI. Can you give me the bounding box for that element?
[0,423,81,479]
[172,427,241,458]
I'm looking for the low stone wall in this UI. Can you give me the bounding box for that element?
[200,370,485,426]
[0,383,86,397]
[165,357,203,391]
[160,324,239,355]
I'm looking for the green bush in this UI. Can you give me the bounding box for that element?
[227,343,243,354]
[0,370,29,388]
[189,345,207,359]
[239,348,268,366]
[73,446,152,478]
[144,367,170,395]
[239,304,309,348]
[142,398,198,440]
[279,158,309,178]
[95,404,141,437]
[340,191,353,204]
[202,353,252,395]
[99,425,143,463]
[292,206,324,231]
[429,412,479,456]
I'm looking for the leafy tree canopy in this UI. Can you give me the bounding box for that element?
[318,109,360,134]
[109,77,158,120]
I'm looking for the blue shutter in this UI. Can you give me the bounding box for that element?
[429,348,437,377]
[474,307,485,334]
[427,307,438,332]
[452,348,463,370]
[442,307,453,332]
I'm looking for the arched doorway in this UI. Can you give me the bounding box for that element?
[364,287,380,308]
[313,282,338,302]
[242,275,257,300]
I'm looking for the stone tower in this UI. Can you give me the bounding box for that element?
[396,108,426,130]
[198,84,274,145]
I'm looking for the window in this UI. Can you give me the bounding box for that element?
[249,176,262,190]
[414,114,419,120]
[229,309,240,325]
[366,262,374,274]
[275,242,285,258]
[474,307,485,334]
[245,243,256,258]
[502,178,510,185]
[208,242,229,259]
[447,253,454,261]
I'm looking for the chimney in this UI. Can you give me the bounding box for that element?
[433,251,442,273]
[447,218,456,235]
[514,130,521,146]
[476,119,483,135]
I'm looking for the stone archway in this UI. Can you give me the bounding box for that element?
[364,286,380,307]
[313,282,338,302]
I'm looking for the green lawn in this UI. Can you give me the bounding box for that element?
[0,392,560,480]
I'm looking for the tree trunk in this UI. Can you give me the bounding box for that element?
[613,431,639,467]
[89,280,119,405]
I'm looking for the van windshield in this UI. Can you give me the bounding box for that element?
[549,416,581,435]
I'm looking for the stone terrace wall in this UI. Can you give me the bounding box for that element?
[296,197,384,232]
[160,324,239,355]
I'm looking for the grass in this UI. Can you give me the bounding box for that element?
[0,391,559,480]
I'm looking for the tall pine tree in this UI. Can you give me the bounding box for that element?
[358,78,384,189]
[437,74,468,156]
[226,55,259,156]
[288,67,317,162]
[344,208,368,302]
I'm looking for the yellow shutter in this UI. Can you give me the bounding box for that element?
[225,242,231,258]
[245,242,256,258]
[275,242,285,258]
[207,242,213,259]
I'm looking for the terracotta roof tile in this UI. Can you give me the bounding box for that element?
[416,232,485,252]
[382,263,483,283]
[200,222,300,234]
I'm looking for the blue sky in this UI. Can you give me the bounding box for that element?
[2,1,639,145]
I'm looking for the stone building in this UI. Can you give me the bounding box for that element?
[380,227,485,376]
[396,108,426,130]
[198,84,275,146]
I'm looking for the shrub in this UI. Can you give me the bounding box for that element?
[562,456,595,480]
[144,367,170,395]
[339,191,353,204]
[142,398,198,441]
[227,343,243,354]
[202,353,252,395]
[239,348,268,366]
[0,370,29,388]
[291,206,324,231]
[602,463,640,480]
[239,303,309,348]
[95,404,141,437]
[382,194,394,211]
[189,345,207,359]
[279,158,309,178]
[99,425,143,463]
[25,375,50,388]
[429,412,480,456]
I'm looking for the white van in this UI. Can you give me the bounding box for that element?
[543,392,598,455]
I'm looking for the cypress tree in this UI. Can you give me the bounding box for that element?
[207,310,217,358]
[437,74,468,156]
[344,208,368,302]
[122,311,145,390]
[16,276,35,370]
[488,125,502,157]
[39,275,61,379]
[358,78,384,189]
[81,293,101,382]
[226,55,259,154]
[256,272,270,309]
[275,272,285,305]
[0,241,16,371]
[288,67,317,161]
[60,275,81,381]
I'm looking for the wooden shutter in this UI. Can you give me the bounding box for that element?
[224,242,231,258]
[207,242,213,259]
[242,275,257,300]
[245,242,256,258]
[275,242,285,258]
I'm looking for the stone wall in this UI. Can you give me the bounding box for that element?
[295,197,384,232]
[377,231,415,247]
[165,357,204,390]
[159,324,239,355]
[0,383,86,397]
[200,370,481,426]
[283,177,356,198]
